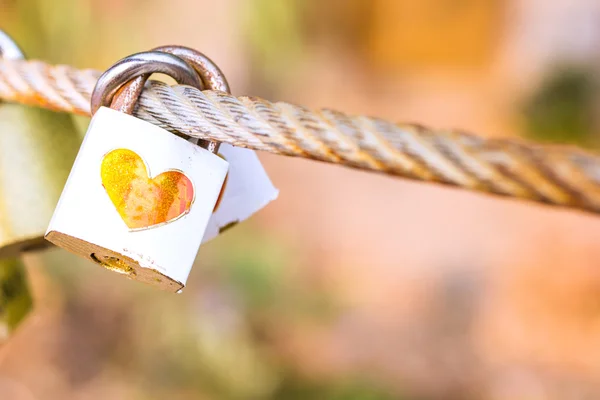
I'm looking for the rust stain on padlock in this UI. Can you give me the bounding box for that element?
[100,149,195,230]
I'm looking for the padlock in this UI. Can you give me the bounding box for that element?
[46,51,228,292]
[147,47,279,242]
[0,31,81,258]
[0,257,32,341]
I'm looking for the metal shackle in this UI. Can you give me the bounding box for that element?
[90,51,203,115]
[153,46,230,153]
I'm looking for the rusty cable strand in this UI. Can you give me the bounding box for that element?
[0,58,600,214]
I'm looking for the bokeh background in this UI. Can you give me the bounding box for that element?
[2,0,600,399]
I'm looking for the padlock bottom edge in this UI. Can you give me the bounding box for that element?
[45,231,184,292]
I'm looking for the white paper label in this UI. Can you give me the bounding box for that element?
[202,144,278,242]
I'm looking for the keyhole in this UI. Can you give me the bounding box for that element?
[90,253,136,276]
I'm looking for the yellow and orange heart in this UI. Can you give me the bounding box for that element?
[101,149,194,230]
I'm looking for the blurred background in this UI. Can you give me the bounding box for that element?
[2,0,600,399]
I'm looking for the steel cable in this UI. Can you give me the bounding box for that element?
[0,58,599,214]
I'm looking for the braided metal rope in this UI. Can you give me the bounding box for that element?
[0,58,600,214]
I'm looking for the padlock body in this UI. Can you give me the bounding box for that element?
[46,107,228,291]
[0,104,80,257]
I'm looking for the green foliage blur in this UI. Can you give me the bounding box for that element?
[522,66,599,147]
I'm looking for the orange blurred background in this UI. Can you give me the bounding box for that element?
[2,0,600,399]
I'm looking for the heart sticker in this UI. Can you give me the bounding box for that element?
[101,149,194,230]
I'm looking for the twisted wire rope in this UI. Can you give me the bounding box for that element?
[1,58,600,214]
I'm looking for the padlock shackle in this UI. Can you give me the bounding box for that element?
[90,51,202,115]
[152,46,230,153]
[96,46,229,153]
[152,45,230,93]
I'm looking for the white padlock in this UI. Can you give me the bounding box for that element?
[46,51,228,292]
